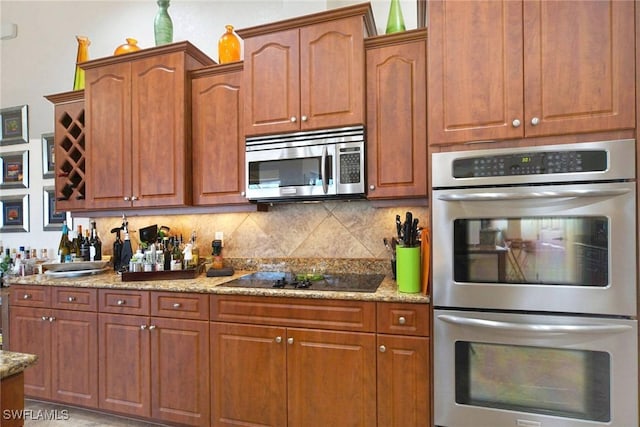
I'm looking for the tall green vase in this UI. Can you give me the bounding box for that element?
[385,0,406,34]
[154,0,173,46]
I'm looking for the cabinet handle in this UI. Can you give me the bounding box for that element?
[379,345,387,353]
[172,303,181,308]
[23,294,32,299]
[398,316,406,325]
[275,336,282,343]
[124,196,130,201]
[530,117,540,126]
[68,296,76,302]
[290,116,297,123]
[41,316,48,321]
[117,299,126,305]
[49,317,55,322]
[149,325,156,330]
[369,185,375,191]
[140,325,147,330]
[241,191,246,197]
[301,115,308,122]
[287,337,294,345]
[131,196,138,201]
[512,119,521,128]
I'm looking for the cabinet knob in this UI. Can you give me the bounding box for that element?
[172,303,181,308]
[124,196,130,201]
[41,316,48,321]
[530,117,540,126]
[241,191,246,197]
[140,325,147,330]
[23,294,32,299]
[398,316,406,325]
[131,196,138,201]
[49,317,55,322]
[287,337,294,345]
[68,296,76,302]
[117,299,126,305]
[369,185,375,191]
[301,115,308,122]
[149,325,156,330]
[379,345,387,353]
[512,119,521,128]
[290,116,297,123]
[275,336,282,343]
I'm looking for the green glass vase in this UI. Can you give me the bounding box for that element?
[385,0,406,34]
[73,35,90,91]
[154,0,173,46]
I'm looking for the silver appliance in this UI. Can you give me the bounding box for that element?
[245,126,365,201]
[431,139,638,427]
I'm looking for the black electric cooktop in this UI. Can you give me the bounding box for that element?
[222,271,385,293]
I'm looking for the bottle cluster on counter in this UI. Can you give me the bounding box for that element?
[57,220,102,263]
[0,242,50,279]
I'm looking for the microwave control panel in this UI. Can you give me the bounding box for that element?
[453,149,607,178]
[339,147,361,184]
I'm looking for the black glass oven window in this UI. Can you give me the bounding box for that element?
[455,342,611,422]
[453,217,608,286]
[248,157,333,188]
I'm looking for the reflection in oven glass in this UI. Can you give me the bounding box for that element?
[453,217,608,286]
[455,342,610,422]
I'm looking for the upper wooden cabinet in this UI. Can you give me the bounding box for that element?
[191,63,249,206]
[428,0,636,146]
[365,29,427,199]
[82,42,214,209]
[237,3,376,137]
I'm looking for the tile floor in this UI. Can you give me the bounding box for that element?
[24,400,167,426]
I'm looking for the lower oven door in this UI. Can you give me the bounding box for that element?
[434,309,638,427]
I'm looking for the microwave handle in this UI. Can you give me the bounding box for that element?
[437,188,631,202]
[321,145,328,194]
[437,314,632,334]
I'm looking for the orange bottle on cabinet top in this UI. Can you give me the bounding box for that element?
[218,24,240,64]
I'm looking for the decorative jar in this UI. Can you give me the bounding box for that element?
[218,25,240,64]
[154,0,173,46]
[114,38,141,55]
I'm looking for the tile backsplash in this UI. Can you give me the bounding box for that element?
[95,201,429,261]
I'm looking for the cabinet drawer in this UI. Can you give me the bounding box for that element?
[98,289,149,315]
[52,287,97,311]
[151,292,209,320]
[10,285,51,308]
[377,302,429,337]
[211,295,376,332]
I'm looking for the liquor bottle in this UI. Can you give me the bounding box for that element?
[162,237,171,271]
[171,236,183,270]
[89,220,102,261]
[80,230,91,261]
[58,220,72,263]
[189,231,199,267]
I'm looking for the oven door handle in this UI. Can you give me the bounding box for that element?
[321,145,328,194]
[437,188,631,201]
[437,314,632,334]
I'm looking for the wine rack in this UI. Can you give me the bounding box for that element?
[44,90,86,211]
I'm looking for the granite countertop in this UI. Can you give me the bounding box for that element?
[7,258,430,304]
[0,350,38,379]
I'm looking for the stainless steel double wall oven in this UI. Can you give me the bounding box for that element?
[431,139,638,427]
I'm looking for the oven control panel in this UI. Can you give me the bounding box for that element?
[453,149,607,178]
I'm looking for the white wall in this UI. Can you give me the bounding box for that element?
[0,0,418,255]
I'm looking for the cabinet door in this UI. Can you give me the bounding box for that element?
[523,0,635,137]
[377,335,430,427]
[210,322,287,427]
[151,317,210,426]
[98,313,150,417]
[243,29,300,136]
[300,16,365,131]
[366,37,427,199]
[85,61,132,209]
[9,306,51,399]
[287,328,376,427]
[428,0,524,145]
[130,52,190,207]
[51,309,98,407]
[192,68,248,205]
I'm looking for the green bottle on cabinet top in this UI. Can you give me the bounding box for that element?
[385,0,406,34]
[154,0,173,46]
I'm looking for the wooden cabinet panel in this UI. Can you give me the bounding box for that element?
[52,287,97,311]
[151,317,210,426]
[151,291,209,320]
[191,64,249,205]
[377,334,430,426]
[98,313,150,417]
[377,302,429,337]
[287,328,376,427]
[99,289,150,315]
[366,30,427,199]
[10,285,51,308]
[210,322,287,427]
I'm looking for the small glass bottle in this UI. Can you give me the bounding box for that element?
[73,36,90,90]
[218,25,240,64]
[58,220,71,263]
[385,0,406,34]
[154,0,173,46]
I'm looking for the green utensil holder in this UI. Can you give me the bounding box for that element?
[396,246,421,293]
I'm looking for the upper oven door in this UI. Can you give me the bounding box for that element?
[432,181,636,316]
[246,143,336,200]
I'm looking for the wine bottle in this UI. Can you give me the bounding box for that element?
[58,220,71,263]
[189,230,199,268]
[80,230,91,261]
[89,220,102,261]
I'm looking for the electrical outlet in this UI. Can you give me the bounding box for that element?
[214,231,224,247]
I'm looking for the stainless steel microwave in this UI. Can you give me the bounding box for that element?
[245,126,365,201]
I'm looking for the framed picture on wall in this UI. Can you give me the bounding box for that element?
[43,186,68,231]
[0,194,29,233]
[0,150,29,189]
[0,104,28,145]
[42,132,55,179]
